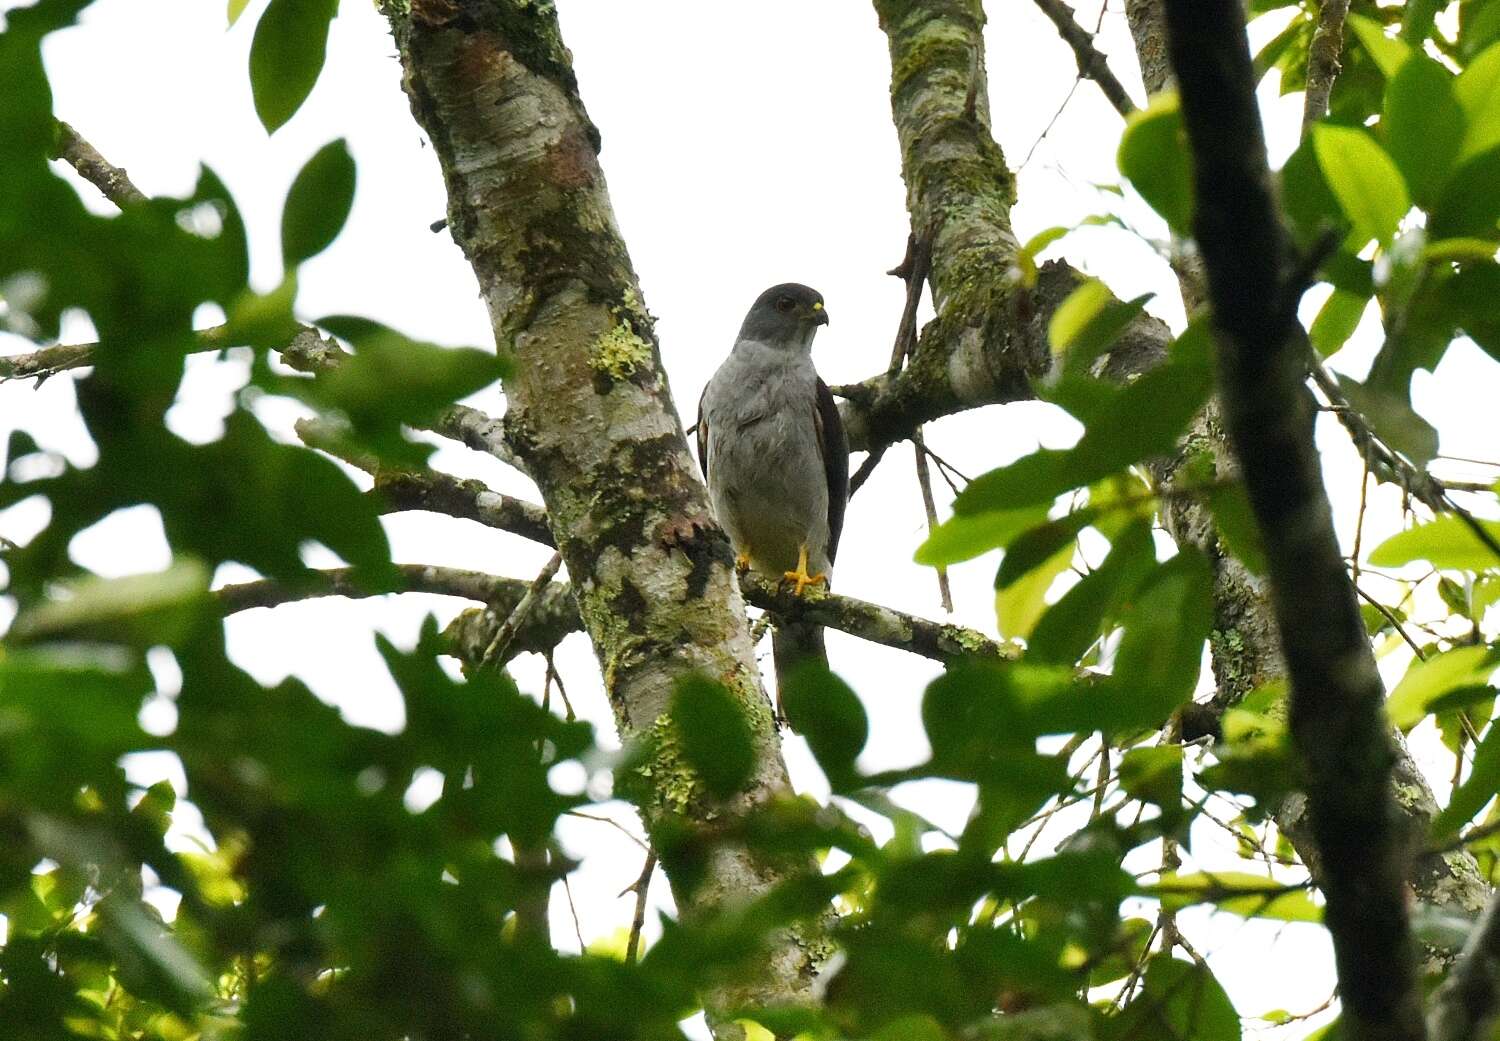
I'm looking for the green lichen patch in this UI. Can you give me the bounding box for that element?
[591,319,652,383]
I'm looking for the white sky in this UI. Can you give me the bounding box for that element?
[4,0,1500,1034]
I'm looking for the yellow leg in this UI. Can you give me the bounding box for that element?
[734,550,752,573]
[782,544,827,597]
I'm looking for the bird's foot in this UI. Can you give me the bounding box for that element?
[781,546,826,597]
[734,552,752,574]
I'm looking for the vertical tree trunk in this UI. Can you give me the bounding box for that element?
[381,2,822,1032]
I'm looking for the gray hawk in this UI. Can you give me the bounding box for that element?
[696,283,849,713]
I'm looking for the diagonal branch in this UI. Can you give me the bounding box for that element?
[54,121,147,208]
[1162,3,1423,1039]
[1030,0,1138,117]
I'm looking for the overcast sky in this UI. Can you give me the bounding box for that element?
[5,0,1500,1032]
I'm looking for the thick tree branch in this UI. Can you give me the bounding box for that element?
[295,415,552,546]
[840,0,1171,457]
[217,563,523,614]
[443,570,1013,668]
[372,468,553,546]
[1030,0,1138,117]
[54,121,147,208]
[379,3,825,1028]
[1162,3,1423,1039]
[1430,893,1500,1041]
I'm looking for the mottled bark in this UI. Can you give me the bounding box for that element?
[839,0,1173,457]
[379,2,819,1030]
[443,570,1012,668]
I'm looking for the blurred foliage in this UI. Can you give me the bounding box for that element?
[2,1,1500,1040]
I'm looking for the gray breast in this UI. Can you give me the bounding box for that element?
[702,341,831,576]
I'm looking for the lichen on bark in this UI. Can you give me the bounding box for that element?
[383,1,824,1028]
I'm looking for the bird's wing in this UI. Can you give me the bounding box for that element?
[814,377,850,563]
[695,386,710,482]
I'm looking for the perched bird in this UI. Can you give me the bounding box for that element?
[697,283,849,713]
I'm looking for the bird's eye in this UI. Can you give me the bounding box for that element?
[775,297,795,313]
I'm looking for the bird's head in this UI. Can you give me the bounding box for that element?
[738,282,829,350]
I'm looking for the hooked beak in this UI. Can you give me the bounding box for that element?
[811,302,830,326]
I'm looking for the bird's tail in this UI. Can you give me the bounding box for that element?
[772,621,826,726]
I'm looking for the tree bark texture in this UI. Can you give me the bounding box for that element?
[381,1,821,1029]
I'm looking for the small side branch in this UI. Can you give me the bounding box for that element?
[55,121,147,208]
[1302,0,1351,134]
[1031,0,1138,118]
[216,563,522,615]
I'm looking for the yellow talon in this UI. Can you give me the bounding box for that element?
[782,544,826,597]
[734,551,752,573]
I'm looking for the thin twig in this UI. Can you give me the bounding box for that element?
[623,850,657,964]
[481,551,565,667]
[914,433,954,613]
[1351,454,1370,591]
[563,874,587,952]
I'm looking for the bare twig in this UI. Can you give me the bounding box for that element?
[1355,584,1427,661]
[1031,0,1137,118]
[623,849,657,964]
[55,121,147,208]
[914,433,954,613]
[1312,362,1500,566]
[481,551,565,667]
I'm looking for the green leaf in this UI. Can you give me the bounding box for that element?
[282,138,356,267]
[1434,722,1500,837]
[956,323,1214,513]
[1368,514,1500,571]
[1462,0,1500,58]
[1457,39,1500,161]
[1048,280,1154,375]
[996,511,1095,591]
[9,558,212,647]
[1206,480,1268,575]
[1385,645,1499,730]
[228,0,251,25]
[995,536,1074,641]
[1116,955,1241,1041]
[305,317,506,464]
[1432,146,1500,239]
[1313,124,1410,247]
[1119,745,1183,815]
[1118,92,1195,235]
[915,502,1051,566]
[248,0,339,134]
[1309,288,1369,358]
[781,665,868,784]
[1333,375,1438,466]
[1029,520,1156,666]
[1385,55,1465,207]
[1152,872,1321,923]
[671,675,754,799]
[1347,13,1414,78]
[1106,550,1213,734]
[1015,225,1070,287]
